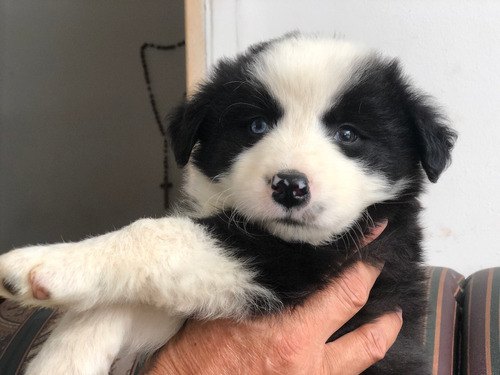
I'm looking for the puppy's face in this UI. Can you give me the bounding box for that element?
[169,36,455,245]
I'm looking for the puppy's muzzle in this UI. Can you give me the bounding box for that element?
[271,170,310,209]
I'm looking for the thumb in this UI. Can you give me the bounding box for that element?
[322,309,403,374]
[359,220,388,247]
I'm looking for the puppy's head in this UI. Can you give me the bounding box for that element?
[168,35,456,245]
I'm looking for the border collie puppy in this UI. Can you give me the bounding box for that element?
[0,34,456,374]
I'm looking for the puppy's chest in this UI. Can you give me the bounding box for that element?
[195,215,352,307]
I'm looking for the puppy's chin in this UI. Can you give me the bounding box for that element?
[264,219,338,246]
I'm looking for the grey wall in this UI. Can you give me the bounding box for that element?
[1,1,185,252]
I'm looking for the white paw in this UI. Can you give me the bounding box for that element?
[0,244,94,308]
[0,246,46,302]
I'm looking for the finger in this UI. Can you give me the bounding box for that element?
[323,309,403,375]
[359,219,388,247]
[291,261,383,341]
[285,221,387,339]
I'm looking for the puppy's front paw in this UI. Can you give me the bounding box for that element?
[1,266,50,300]
[0,244,91,307]
[0,246,46,302]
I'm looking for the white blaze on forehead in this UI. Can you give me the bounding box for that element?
[250,36,369,115]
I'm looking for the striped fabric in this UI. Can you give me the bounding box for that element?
[0,300,59,375]
[0,299,143,375]
[460,268,500,375]
[425,266,500,375]
[425,266,465,375]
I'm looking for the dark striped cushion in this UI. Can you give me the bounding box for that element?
[0,300,59,375]
[0,299,143,375]
[425,266,465,375]
[460,268,500,375]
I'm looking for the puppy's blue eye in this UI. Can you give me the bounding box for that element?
[334,125,358,143]
[250,118,269,135]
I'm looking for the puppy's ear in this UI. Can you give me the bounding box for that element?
[365,59,457,183]
[407,94,457,183]
[167,95,207,167]
[385,59,457,182]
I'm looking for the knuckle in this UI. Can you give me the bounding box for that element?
[335,273,370,311]
[359,325,389,363]
[269,333,303,369]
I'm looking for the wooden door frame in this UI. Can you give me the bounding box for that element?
[185,0,207,95]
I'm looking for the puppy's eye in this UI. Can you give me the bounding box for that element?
[249,118,269,135]
[334,124,358,143]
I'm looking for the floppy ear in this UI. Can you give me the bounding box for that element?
[384,59,457,183]
[408,95,457,183]
[167,95,207,167]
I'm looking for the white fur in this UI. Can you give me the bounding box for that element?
[0,217,274,315]
[220,120,398,245]
[0,217,277,375]
[252,37,368,114]
[25,305,184,375]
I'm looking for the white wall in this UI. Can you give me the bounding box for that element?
[1,1,185,251]
[204,0,500,276]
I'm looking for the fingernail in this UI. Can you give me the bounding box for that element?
[362,220,388,245]
[377,219,389,227]
[373,219,388,232]
[395,306,403,321]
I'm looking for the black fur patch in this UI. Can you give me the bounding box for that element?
[2,278,19,296]
[323,58,457,185]
[168,43,283,179]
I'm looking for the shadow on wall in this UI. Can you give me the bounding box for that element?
[0,1,186,252]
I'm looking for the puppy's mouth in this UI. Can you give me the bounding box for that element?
[275,217,308,227]
[274,202,326,225]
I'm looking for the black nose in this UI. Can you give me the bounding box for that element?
[271,170,310,209]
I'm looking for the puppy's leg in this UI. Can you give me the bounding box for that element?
[25,305,183,375]
[25,307,126,375]
[0,217,276,317]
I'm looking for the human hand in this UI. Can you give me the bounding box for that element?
[141,221,401,375]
